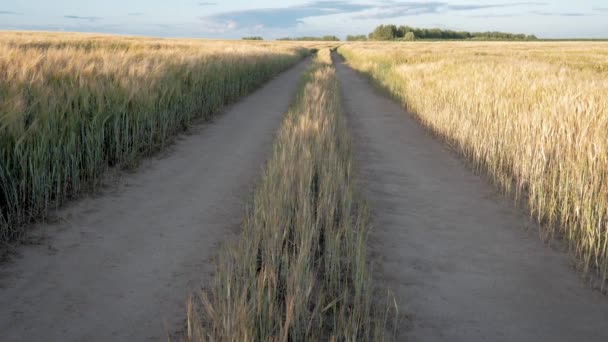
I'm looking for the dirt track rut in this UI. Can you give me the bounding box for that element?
[0,59,309,342]
[334,55,608,342]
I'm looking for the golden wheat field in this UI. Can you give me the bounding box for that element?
[338,42,608,286]
[2,29,608,341]
[0,32,311,241]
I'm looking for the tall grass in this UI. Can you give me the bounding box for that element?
[0,32,308,241]
[188,50,390,340]
[338,42,608,287]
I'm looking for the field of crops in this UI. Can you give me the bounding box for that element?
[188,49,390,341]
[0,32,308,241]
[338,42,608,286]
[2,29,608,340]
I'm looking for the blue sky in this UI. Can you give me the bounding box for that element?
[0,1,606,39]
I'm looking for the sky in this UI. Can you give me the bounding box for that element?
[0,1,606,39]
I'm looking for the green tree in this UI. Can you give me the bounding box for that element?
[367,25,538,41]
[369,25,398,40]
[403,31,416,41]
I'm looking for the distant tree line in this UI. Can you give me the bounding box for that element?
[277,35,340,41]
[367,25,538,41]
[242,36,263,40]
[346,34,368,41]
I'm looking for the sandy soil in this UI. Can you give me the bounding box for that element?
[334,55,608,342]
[0,59,310,342]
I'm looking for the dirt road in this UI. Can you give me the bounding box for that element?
[334,55,608,342]
[0,59,309,342]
